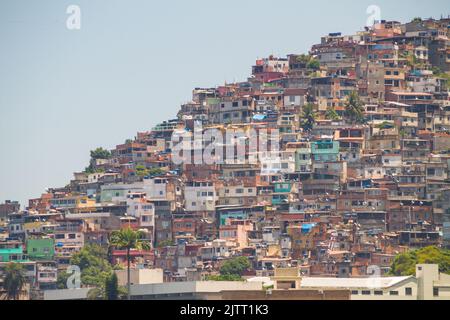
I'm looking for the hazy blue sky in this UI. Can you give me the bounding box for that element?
[0,0,449,207]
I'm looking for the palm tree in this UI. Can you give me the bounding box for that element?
[344,91,365,124]
[325,107,340,121]
[300,103,318,133]
[109,228,150,300]
[2,263,26,300]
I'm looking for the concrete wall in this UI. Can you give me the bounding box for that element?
[115,268,164,286]
[129,281,263,299]
[220,289,350,300]
[44,288,90,300]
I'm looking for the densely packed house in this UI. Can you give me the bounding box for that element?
[1,17,450,296]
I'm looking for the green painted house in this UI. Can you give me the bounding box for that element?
[0,247,26,263]
[219,212,248,226]
[272,182,292,206]
[26,238,55,261]
[311,139,340,162]
[273,182,292,193]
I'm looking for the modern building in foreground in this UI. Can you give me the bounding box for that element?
[43,281,264,300]
[272,264,450,300]
[43,280,349,300]
[41,264,450,300]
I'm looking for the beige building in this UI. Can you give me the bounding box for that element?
[416,264,450,300]
[271,264,450,300]
[115,268,164,286]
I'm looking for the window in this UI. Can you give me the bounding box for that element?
[362,290,371,295]
[351,290,359,295]
[374,291,383,296]
[405,288,412,296]
[389,291,399,296]
[433,288,439,297]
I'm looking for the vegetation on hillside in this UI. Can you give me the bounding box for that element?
[389,246,450,276]
[300,103,318,133]
[57,244,113,289]
[2,263,27,300]
[344,91,365,124]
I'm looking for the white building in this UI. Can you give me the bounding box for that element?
[184,181,217,212]
[126,195,155,229]
[297,264,450,300]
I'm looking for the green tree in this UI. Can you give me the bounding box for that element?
[84,166,105,174]
[136,166,165,178]
[57,244,113,289]
[389,246,450,276]
[220,256,251,278]
[296,54,320,70]
[2,263,26,300]
[431,67,450,91]
[156,239,175,248]
[85,147,111,174]
[87,272,126,300]
[325,107,340,121]
[300,103,318,133]
[90,147,111,160]
[135,165,150,177]
[344,91,365,124]
[296,54,310,65]
[148,167,165,176]
[105,272,119,300]
[399,129,407,138]
[306,58,320,70]
[109,228,151,300]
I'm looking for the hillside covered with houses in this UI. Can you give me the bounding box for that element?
[1,16,450,300]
